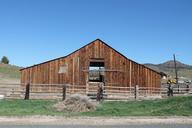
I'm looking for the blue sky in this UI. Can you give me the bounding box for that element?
[0,0,191,67]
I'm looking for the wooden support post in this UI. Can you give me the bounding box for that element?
[134,85,139,100]
[97,83,104,102]
[134,85,136,100]
[62,85,66,101]
[24,83,30,100]
[86,76,89,94]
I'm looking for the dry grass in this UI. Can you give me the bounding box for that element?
[0,63,21,83]
[53,94,97,112]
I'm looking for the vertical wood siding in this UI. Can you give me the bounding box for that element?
[21,39,161,91]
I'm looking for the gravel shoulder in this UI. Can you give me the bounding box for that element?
[0,116,192,125]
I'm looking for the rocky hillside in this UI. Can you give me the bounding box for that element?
[144,60,192,80]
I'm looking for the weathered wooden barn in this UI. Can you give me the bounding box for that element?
[20,39,161,96]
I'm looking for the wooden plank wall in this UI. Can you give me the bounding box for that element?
[21,39,161,92]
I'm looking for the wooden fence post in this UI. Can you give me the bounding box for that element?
[134,85,139,100]
[24,83,30,100]
[62,85,66,101]
[96,83,104,102]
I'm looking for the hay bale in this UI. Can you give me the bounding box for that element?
[53,94,97,112]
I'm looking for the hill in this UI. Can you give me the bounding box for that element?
[144,60,192,80]
[0,63,21,83]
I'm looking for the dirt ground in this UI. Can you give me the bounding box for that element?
[0,116,192,125]
[0,77,20,84]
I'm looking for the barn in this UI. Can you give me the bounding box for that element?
[20,39,161,98]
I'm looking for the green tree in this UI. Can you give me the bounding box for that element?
[1,56,9,64]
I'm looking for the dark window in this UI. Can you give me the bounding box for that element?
[89,61,104,82]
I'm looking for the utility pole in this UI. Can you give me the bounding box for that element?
[173,54,179,93]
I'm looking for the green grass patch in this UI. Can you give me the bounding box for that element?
[0,99,78,116]
[0,96,192,116]
[0,100,56,116]
[82,96,192,116]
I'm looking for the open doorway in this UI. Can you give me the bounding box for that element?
[86,59,106,98]
[89,61,105,82]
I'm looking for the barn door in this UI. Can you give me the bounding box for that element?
[86,59,105,96]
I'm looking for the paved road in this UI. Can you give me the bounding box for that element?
[0,125,191,128]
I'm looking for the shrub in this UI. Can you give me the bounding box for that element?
[1,56,9,64]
